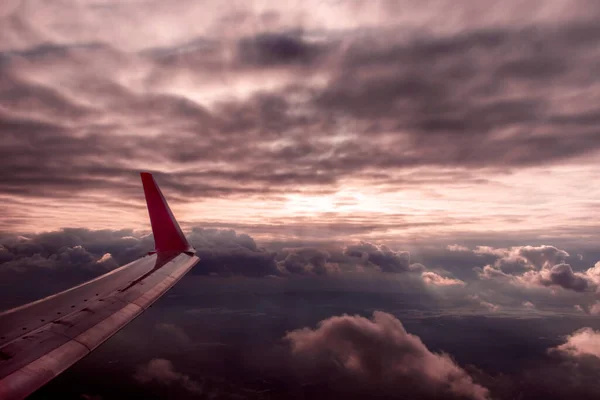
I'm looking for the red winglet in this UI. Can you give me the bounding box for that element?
[141,172,193,253]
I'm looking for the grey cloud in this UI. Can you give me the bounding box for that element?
[3,226,599,315]
[184,228,281,277]
[539,264,591,292]
[285,311,489,400]
[517,246,569,270]
[0,228,454,282]
[472,245,600,293]
[344,241,412,273]
[0,228,153,264]
[480,245,570,275]
[276,247,340,275]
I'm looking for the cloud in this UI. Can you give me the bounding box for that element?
[516,246,570,270]
[0,228,153,263]
[0,228,430,280]
[538,264,590,292]
[522,301,535,309]
[134,358,203,395]
[186,228,296,277]
[447,244,469,252]
[0,228,281,280]
[285,311,489,400]
[421,271,465,287]
[552,328,600,359]
[0,228,152,273]
[276,247,340,275]
[474,245,600,293]
[344,242,412,273]
[479,245,569,274]
[2,245,116,274]
[590,302,600,315]
[1,226,598,318]
[467,295,500,312]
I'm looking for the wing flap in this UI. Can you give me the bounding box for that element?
[0,339,89,400]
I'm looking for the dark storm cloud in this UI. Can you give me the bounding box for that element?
[285,311,489,400]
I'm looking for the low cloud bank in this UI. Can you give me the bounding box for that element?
[0,230,459,282]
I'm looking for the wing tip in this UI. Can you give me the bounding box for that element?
[140,171,193,253]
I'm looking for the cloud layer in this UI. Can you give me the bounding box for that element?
[2,228,599,316]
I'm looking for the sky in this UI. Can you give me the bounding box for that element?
[2,1,600,399]
[1,0,600,247]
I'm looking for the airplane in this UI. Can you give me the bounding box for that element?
[0,172,200,400]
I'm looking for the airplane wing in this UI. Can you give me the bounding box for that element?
[0,172,200,400]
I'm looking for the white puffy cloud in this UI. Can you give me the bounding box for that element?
[552,328,600,359]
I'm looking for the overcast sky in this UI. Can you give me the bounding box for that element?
[1,0,599,248]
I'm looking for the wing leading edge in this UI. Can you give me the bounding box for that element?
[0,173,200,400]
